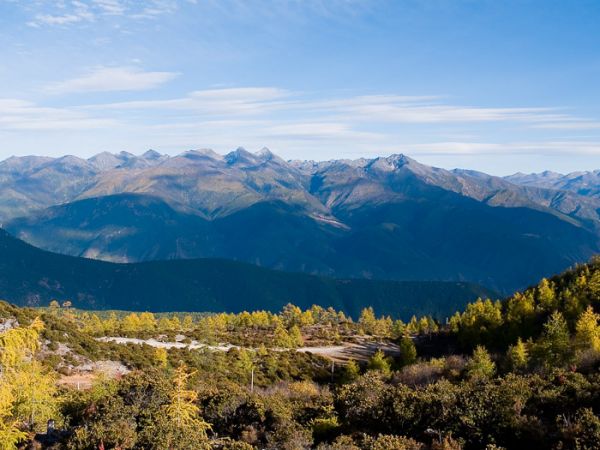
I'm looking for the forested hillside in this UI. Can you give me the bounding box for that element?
[0,228,492,318]
[2,260,600,449]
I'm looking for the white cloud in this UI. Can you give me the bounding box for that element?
[24,0,176,27]
[0,98,116,130]
[409,141,600,156]
[27,1,95,27]
[83,88,579,127]
[93,0,126,15]
[84,87,290,114]
[45,66,178,94]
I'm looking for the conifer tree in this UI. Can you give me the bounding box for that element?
[466,345,496,379]
[575,306,600,352]
[399,336,417,367]
[507,338,529,371]
[366,350,391,376]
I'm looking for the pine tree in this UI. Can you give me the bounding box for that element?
[154,347,168,368]
[507,338,529,371]
[159,365,211,449]
[273,324,292,348]
[288,325,304,348]
[466,345,496,379]
[399,336,417,367]
[359,307,377,335]
[340,360,361,384]
[536,311,572,367]
[575,306,600,352]
[366,350,391,376]
[537,278,557,311]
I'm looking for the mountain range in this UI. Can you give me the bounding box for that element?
[2,148,600,294]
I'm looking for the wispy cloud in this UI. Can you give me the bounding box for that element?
[409,141,600,156]
[2,85,600,163]
[25,0,177,27]
[84,87,290,113]
[28,1,95,27]
[84,88,574,125]
[0,98,116,130]
[45,66,178,94]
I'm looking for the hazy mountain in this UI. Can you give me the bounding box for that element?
[506,170,600,199]
[3,149,600,293]
[0,229,493,319]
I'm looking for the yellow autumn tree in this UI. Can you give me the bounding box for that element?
[575,306,600,352]
[155,364,211,449]
[0,318,60,441]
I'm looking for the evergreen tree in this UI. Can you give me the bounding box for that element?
[507,338,529,371]
[536,311,572,368]
[399,336,417,367]
[466,345,496,379]
[340,360,361,384]
[366,350,391,376]
[359,307,377,335]
[575,306,600,352]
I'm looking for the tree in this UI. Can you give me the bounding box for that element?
[182,315,194,331]
[366,350,391,376]
[0,318,60,438]
[170,316,182,332]
[281,303,303,328]
[11,360,59,431]
[536,311,572,367]
[139,312,157,331]
[391,320,406,339]
[273,324,292,348]
[537,278,557,311]
[456,298,503,346]
[0,380,26,450]
[288,325,304,348]
[399,336,417,367]
[466,345,495,379]
[359,307,377,335]
[158,316,174,332]
[575,306,600,352]
[159,365,211,449]
[340,360,360,384]
[507,338,529,371]
[48,300,60,310]
[154,348,168,368]
[121,313,141,333]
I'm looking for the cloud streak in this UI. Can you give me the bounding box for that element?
[45,67,178,94]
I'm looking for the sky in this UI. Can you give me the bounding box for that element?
[0,0,599,175]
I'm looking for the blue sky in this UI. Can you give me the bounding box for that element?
[0,0,599,175]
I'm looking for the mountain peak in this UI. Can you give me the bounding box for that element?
[142,149,162,160]
[256,147,274,159]
[225,147,258,164]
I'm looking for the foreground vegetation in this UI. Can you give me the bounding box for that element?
[3,259,600,448]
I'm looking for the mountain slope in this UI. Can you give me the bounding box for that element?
[4,150,600,293]
[0,229,493,319]
[6,189,598,294]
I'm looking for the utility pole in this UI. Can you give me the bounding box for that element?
[250,367,254,393]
